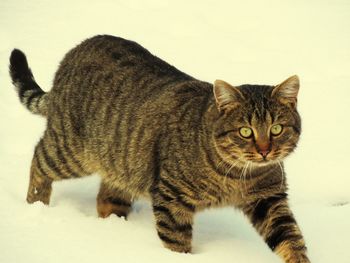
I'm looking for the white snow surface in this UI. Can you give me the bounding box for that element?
[1,1,350,262]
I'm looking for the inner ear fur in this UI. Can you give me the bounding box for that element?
[213,79,243,112]
[272,75,300,108]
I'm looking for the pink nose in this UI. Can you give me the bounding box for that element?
[259,149,270,158]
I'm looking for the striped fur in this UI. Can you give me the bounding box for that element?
[9,35,309,262]
[242,193,309,262]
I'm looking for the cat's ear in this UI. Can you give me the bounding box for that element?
[213,80,243,112]
[272,75,299,108]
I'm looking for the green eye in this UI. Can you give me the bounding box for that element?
[239,127,253,138]
[271,124,283,136]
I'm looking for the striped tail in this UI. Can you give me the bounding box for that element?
[9,49,48,117]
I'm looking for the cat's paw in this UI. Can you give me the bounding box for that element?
[26,187,51,205]
[285,254,310,263]
[97,199,131,219]
[164,243,191,254]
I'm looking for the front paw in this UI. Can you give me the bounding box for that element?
[285,253,310,263]
[158,232,191,253]
[276,244,310,263]
[164,241,191,254]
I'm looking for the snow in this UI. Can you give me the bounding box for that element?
[1,1,350,262]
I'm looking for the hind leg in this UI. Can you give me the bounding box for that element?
[97,181,133,219]
[27,130,89,205]
[27,158,53,204]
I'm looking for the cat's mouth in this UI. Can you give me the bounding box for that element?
[254,158,274,166]
[245,153,281,165]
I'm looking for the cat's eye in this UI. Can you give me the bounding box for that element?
[271,124,283,136]
[239,127,253,138]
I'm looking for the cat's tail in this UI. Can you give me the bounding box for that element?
[9,49,48,117]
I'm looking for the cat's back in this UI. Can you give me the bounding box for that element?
[52,35,192,91]
[47,35,208,140]
[48,35,197,119]
[58,35,158,68]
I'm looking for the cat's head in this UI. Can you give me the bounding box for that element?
[212,75,301,166]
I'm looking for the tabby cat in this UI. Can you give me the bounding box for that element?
[9,35,310,263]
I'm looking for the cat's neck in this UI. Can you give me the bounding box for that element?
[199,97,243,174]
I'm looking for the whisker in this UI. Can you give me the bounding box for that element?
[216,156,231,170]
[277,159,284,190]
[243,162,251,194]
[223,157,242,185]
[223,162,235,185]
[248,162,256,192]
[248,161,253,180]
[239,162,249,197]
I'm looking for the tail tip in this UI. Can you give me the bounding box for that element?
[10,49,28,69]
[9,49,32,82]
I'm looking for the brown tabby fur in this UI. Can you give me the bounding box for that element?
[9,35,310,262]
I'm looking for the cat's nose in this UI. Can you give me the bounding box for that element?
[258,149,270,158]
[256,140,271,159]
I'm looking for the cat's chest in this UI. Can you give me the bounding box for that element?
[188,168,244,207]
[193,166,281,208]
